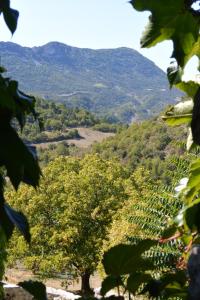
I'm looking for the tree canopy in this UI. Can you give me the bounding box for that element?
[7,154,128,294]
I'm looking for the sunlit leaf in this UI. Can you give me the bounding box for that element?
[131,0,200,84]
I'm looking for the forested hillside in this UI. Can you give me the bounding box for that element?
[93,119,188,184]
[0,42,181,122]
[18,97,120,144]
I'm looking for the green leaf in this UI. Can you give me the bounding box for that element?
[186,158,200,202]
[101,275,122,296]
[127,273,152,295]
[141,271,187,298]
[103,239,157,275]
[4,204,30,242]
[0,203,30,242]
[176,81,199,98]
[131,0,200,83]
[3,7,19,34]
[184,198,200,231]
[0,124,41,189]
[141,279,162,298]
[18,281,47,300]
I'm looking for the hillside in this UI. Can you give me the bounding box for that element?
[0,42,181,122]
[93,119,188,184]
[18,97,119,144]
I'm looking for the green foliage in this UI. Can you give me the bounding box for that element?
[7,154,128,293]
[92,123,126,133]
[0,2,42,298]
[131,0,200,85]
[101,1,200,298]
[93,119,187,184]
[103,240,156,276]
[102,239,156,297]
[18,97,99,143]
[0,3,41,242]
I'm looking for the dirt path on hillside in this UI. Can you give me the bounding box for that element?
[34,127,114,149]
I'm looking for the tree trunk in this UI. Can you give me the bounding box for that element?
[81,271,93,296]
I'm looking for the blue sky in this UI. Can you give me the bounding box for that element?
[0,0,197,78]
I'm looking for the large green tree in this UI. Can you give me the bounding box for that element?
[7,154,128,295]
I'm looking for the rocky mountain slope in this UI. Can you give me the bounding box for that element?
[0,42,181,122]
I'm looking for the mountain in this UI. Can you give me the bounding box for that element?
[0,42,181,122]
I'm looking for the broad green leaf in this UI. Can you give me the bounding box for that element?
[184,198,200,232]
[4,204,30,242]
[103,239,157,275]
[0,124,41,189]
[127,273,152,295]
[0,203,30,242]
[185,158,200,202]
[131,0,200,84]
[141,279,162,298]
[101,275,122,296]
[18,281,47,300]
[176,81,199,98]
[141,271,187,299]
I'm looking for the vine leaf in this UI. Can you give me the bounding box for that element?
[131,0,200,83]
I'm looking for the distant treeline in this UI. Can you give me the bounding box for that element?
[18,97,125,144]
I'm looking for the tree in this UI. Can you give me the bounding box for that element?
[101,1,200,299]
[7,154,128,295]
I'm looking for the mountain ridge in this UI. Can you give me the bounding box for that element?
[0,41,181,122]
